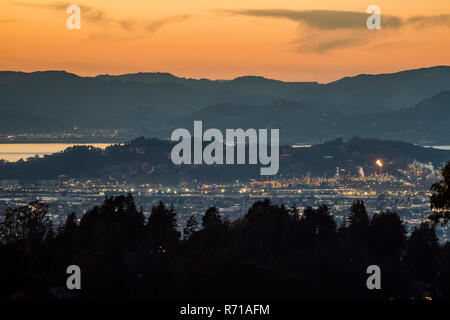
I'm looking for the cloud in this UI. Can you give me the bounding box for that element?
[117,20,134,31]
[407,14,450,28]
[0,19,17,24]
[221,8,450,53]
[14,1,134,30]
[14,1,67,10]
[146,14,194,33]
[222,9,402,30]
[14,2,194,35]
[286,25,381,54]
[84,32,113,42]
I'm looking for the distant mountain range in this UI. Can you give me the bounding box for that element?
[0,137,448,182]
[157,89,450,145]
[0,66,450,144]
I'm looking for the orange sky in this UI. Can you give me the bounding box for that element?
[1,0,450,82]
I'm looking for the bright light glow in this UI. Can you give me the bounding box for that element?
[376,159,383,167]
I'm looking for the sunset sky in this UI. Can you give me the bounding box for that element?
[1,0,450,82]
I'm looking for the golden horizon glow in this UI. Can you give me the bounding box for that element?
[1,0,450,82]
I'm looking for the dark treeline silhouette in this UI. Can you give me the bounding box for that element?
[1,193,450,300]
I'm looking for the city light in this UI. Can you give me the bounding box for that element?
[376,159,383,167]
[376,159,383,175]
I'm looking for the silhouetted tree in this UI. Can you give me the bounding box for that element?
[58,213,78,239]
[145,201,180,252]
[406,222,439,282]
[301,205,337,242]
[348,200,369,230]
[429,161,450,226]
[369,210,406,260]
[437,242,450,299]
[202,206,222,229]
[0,201,51,245]
[342,200,370,246]
[43,221,55,245]
[2,195,450,300]
[78,194,144,252]
[239,200,296,262]
[183,215,198,240]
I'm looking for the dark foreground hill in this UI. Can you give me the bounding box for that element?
[0,137,449,182]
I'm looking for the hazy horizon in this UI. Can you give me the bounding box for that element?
[1,64,449,84]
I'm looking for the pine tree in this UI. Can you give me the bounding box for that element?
[202,206,222,229]
[183,215,198,240]
[145,201,180,251]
